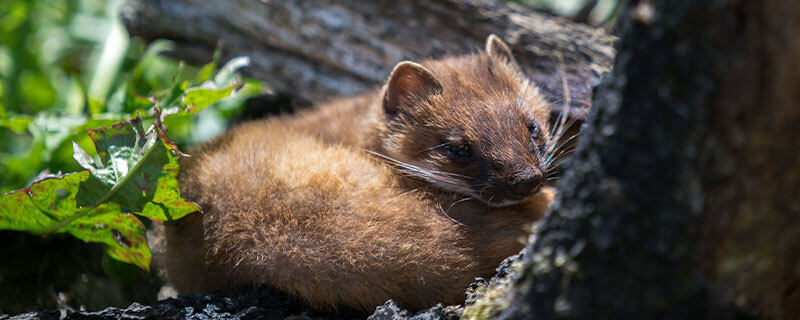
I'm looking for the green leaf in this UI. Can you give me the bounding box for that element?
[0,171,151,270]
[0,113,200,270]
[182,86,235,110]
[196,62,216,83]
[0,115,31,134]
[213,56,249,88]
[198,46,223,84]
[65,198,151,271]
[123,84,154,112]
[179,56,251,113]
[73,114,198,221]
[29,112,87,153]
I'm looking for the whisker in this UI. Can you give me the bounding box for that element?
[545,59,573,161]
[548,119,580,155]
[545,121,577,159]
[553,132,580,150]
[550,147,575,164]
[447,197,473,212]
[419,143,449,153]
[555,60,572,139]
[545,149,576,172]
[366,150,472,181]
[547,144,572,163]
[548,119,579,146]
[544,132,580,169]
[438,203,466,226]
[433,171,472,180]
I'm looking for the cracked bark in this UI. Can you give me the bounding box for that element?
[120,0,616,120]
[496,1,800,319]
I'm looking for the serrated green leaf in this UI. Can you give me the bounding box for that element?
[0,113,200,270]
[0,171,151,270]
[65,202,151,271]
[74,115,199,221]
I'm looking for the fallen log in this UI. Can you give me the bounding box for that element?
[120,0,616,119]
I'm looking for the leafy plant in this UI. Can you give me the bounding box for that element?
[0,49,263,270]
[0,0,268,311]
[0,0,264,193]
[1,114,190,270]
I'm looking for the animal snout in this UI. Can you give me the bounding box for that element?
[511,178,539,197]
[510,175,541,197]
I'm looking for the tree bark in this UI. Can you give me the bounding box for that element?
[120,0,615,120]
[491,0,799,319]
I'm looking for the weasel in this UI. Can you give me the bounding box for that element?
[157,35,560,311]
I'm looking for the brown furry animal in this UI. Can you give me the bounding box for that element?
[157,35,560,311]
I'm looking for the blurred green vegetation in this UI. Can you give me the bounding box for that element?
[0,0,263,195]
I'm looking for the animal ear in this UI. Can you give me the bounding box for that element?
[485,34,519,68]
[382,61,443,116]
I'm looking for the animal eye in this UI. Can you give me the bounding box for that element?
[528,122,544,141]
[443,144,473,158]
[527,122,540,136]
[528,122,547,153]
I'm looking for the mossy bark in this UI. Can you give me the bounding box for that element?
[498,0,799,319]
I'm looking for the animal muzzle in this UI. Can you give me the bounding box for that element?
[480,174,543,203]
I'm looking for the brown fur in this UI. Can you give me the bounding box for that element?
[157,35,556,311]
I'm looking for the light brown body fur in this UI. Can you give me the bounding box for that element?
[158,35,556,311]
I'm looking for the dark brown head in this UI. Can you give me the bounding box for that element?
[374,35,552,207]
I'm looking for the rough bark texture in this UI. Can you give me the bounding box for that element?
[694,1,800,317]
[495,0,799,319]
[120,0,615,120]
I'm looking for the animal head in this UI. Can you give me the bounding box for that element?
[375,35,556,207]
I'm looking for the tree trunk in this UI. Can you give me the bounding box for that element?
[120,0,615,120]
[490,1,799,319]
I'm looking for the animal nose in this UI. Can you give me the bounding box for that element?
[511,176,541,197]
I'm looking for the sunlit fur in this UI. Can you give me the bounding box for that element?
[156,36,561,311]
[290,50,557,207]
[375,54,552,207]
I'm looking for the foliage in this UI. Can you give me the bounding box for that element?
[0,0,262,194]
[0,56,259,270]
[0,0,265,270]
